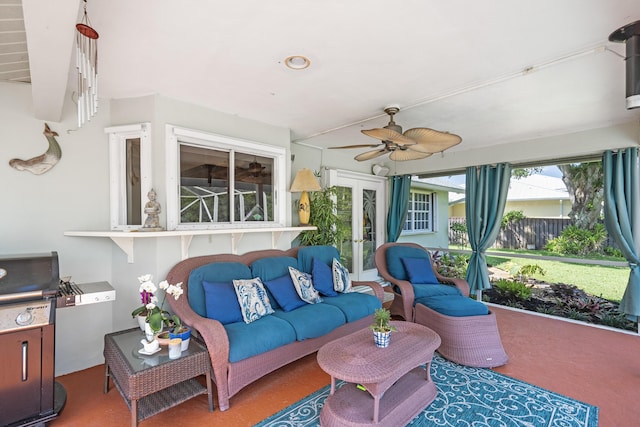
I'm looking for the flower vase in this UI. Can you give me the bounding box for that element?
[373,331,391,348]
[170,327,192,351]
[144,321,162,342]
[137,314,146,331]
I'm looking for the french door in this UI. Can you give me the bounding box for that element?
[327,170,386,281]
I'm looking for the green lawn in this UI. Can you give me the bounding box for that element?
[485,255,629,302]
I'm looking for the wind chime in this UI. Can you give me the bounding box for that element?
[75,0,99,128]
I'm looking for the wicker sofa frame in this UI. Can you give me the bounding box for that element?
[374,242,508,368]
[166,246,385,411]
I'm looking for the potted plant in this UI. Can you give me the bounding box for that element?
[298,185,349,247]
[168,315,191,351]
[131,274,184,342]
[370,308,396,348]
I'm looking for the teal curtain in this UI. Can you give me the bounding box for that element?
[603,148,640,322]
[386,175,411,242]
[465,163,512,294]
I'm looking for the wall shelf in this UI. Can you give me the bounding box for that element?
[64,226,316,263]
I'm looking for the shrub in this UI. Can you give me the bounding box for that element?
[516,264,545,282]
[493,278,532,300]
[435,252,469,279]
[545,224,607,256]
[501,210,526,227]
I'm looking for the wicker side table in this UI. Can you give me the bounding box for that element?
[317,321,441,427]
[103,328,213,427]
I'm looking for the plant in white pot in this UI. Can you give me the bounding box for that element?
[370,308,396,348]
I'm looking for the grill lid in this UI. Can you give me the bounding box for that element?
[0,252,59,300]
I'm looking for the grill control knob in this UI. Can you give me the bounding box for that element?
[16,310,33,326]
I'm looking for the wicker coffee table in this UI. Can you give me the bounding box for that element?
[317,321,441,427]
[103,328,213,427]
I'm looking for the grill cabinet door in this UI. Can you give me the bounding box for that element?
[0,328,43,426]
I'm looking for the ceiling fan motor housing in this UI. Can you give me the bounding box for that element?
[383,106,402,134]
[609,20,640,109]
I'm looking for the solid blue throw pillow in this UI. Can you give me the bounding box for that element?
[263,274,308,312]
[401,257,439,284]
[312,258,338,297]
[202,280,244,324]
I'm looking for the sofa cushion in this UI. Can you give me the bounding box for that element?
[401,257,439,284]
[332,258,352,292]
[289,267,323,304]
[311,258,338,297]
[202,281,243,324]
[263,274,307,312]
[413,283,462,299]
[233,278,275,323]
[298,245,341,273]
[386,246,430,281]
[251,256,298,281]
[224,315,297,363]
[272,304,346,340]
[415,295,489,317]
[188,262,253,317]
[322,292,382,322]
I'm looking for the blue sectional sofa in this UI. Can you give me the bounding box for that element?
[166,245,384,411]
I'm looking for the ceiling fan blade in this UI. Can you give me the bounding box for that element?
[355,148,388,161]
[329,144,381,149]
[389,149,432,161]
[361,128,415,146]
[403,128,462,153]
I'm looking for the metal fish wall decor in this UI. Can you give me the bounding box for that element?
[9,123,62,175]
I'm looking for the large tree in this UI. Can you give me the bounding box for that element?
[558,162,604,230]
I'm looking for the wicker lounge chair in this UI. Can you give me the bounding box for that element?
[375,242,508,368]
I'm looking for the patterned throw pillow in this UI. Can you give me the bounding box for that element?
[288,266,323,304]
[232,278,275,323]
[332,258,352,293]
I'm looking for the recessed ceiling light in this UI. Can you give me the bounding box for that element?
[284,55,311,70]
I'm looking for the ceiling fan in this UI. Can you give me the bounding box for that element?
[330,106,462,161]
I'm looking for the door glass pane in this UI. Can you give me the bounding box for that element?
[362,188,377,271]
[336,186,353,272]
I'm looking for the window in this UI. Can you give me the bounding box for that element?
[166,125,286,230]
[105,123,152,230]
[403,191,436,233]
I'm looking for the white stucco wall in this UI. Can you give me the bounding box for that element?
[0,82,294,375]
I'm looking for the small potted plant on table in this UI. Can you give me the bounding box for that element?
[370,308,396,348]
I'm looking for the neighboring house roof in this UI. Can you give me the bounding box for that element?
[449,174,569,205]
[412,177,465,194]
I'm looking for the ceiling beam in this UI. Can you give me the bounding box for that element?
[22,0,81,122]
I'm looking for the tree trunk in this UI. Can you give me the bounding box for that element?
[558,163,603,230]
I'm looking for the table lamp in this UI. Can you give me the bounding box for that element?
[290,168,322,225]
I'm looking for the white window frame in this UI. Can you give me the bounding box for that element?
[105,123,152,230]
[403,190,436,233]
[165,125,286,230]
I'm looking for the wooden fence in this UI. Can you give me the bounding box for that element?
[448,217,602,250]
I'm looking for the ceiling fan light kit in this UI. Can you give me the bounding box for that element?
[331,106,462,161]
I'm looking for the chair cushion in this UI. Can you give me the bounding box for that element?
[272,304,346,340]
[263,274,307,312]
[322,292,382,322]
[413,283,462,299]
[312,258,338,297]
[233,278,275,323]
[188,262,253,317]
[386,245,430,281]
[415,295,489,317]
[224,315,297,362]
[251,256,298,281]
[332,258,352,293]
[289,266,323,304]
[298,245,341,273]
[401,257,439,284]
[202,280,244,324]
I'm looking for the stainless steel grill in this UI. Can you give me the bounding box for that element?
[0,252,66,426]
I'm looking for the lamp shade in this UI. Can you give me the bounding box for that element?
[290,168,321,192]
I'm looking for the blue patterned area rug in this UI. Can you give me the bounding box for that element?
[254,354,598,427]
